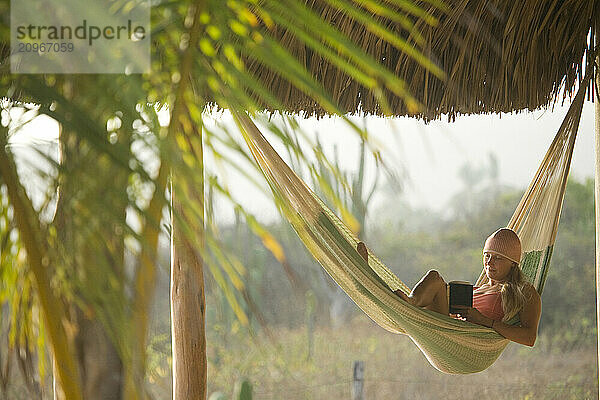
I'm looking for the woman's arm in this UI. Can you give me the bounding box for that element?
[493,285,541,346]
[457,285,541,346]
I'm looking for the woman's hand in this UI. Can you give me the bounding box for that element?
[452,284,541,346]
[452,306,493,328]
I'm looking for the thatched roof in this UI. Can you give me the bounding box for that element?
[249,0,600,120]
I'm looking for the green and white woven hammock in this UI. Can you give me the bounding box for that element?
[233,75,588,374]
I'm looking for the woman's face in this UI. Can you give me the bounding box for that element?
[483,252,514,282]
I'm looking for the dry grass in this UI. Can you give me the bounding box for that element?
[203,316,598,400]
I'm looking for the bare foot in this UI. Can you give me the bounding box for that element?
[394,289,414,305]
[356,242,414,305]
[357,242,368,262]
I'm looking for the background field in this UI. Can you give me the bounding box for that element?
[144,177,597,400]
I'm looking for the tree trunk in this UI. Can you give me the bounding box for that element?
[74,314,123,400]
[167,1,207,397]
[53,124,125,400]
[53,318,122,400]
[171,188,207,399]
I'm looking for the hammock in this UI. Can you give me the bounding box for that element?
[232,73,589,374]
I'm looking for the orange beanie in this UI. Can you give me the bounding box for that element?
[483,228,522,264]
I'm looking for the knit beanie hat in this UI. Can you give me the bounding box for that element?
[483,228,522,264]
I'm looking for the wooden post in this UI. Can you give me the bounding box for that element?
[351,361,364,400]
[595,50,600,400]
[171,193,207,400]
[168,1,207,398]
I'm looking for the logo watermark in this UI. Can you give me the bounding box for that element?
[11,0,150,74]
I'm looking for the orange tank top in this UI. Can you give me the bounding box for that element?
[472,287,504,321]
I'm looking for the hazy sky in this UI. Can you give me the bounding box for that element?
[214,100,596,222]
[8,100,597,224]
[352,101,596,211]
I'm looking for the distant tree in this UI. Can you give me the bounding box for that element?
[540,178,595,348]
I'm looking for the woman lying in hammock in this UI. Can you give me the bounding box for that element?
[357,228,541,347]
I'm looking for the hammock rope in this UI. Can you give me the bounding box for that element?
[232,71,590,374]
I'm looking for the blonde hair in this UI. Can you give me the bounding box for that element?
[499,262,529,322]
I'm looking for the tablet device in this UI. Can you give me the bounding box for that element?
[449,281,473,314]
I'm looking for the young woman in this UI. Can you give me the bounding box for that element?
[357,228,541,346]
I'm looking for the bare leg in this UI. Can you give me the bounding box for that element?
[408,270,449,315]
[356,243,448,315]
